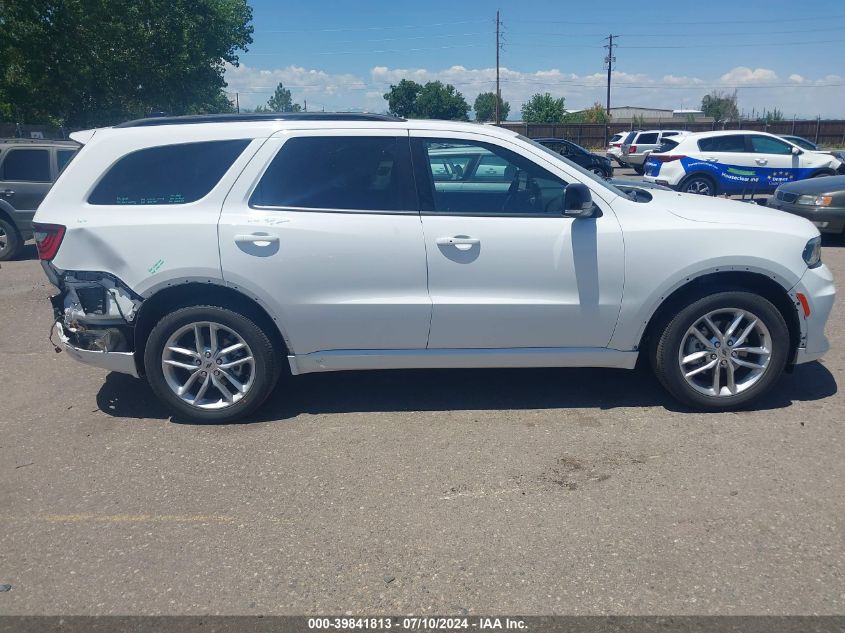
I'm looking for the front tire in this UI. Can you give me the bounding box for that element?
[144,305,280,422]
[633,164,645,176]
[651,291,789,411]
[0,217,22,261]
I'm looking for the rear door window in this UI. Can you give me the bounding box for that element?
[749,135,793,155]
[88,140,250,205]
[250,136,416,211]
[697,135,747,152]
[1,148,51,182]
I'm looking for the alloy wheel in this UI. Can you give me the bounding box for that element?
[0,226,7,253]
[678,308,772,397]
[685,179,712,195]
[161,321,256,409]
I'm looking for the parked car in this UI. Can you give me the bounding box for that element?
[780,135,818,151]
[0,139,79,260]
[643,131,844,196]
[535,138,613,178]
[767,175,845,234]
[621,129,687,175]
[606,132,628,167]
[34,113,833,422]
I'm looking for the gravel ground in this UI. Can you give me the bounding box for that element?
[0,223,842,615]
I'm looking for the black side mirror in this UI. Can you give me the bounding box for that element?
[563,183,599,218]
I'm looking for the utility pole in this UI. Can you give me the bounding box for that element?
[604,34,618,146]
[495,9,501,125]
[235,92,240,113]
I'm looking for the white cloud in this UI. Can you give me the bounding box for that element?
[719,66,778,84]
[224,62,845,118]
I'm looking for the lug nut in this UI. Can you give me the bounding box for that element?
[194,359,201,366]
[216,358,222,365]
[710,354,717,360]
[727,339,734,346]
[714,341,721,348]
[731,351,738,358]
[200,371,207,377]
[205,351,211,358]
[720,360,727,366]
[214,370,220,376]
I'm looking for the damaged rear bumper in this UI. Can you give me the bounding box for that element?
[55,322,139,377]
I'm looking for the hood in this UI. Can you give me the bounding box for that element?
[647,189,818,235]
[776,175,845,195]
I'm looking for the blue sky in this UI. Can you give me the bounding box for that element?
[224,0,845,118]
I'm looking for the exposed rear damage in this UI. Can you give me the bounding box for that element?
[46,263,142,377]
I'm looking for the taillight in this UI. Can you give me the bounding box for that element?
[33,223,66,260]
[651,154,685,163]
[611,143,621,147]
[629,145,637,153]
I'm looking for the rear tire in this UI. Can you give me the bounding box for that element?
[651,291,789,411]
[633,165,645,176]
[0,217,22,261]
[680,174,716,196]
[144,305,280,423]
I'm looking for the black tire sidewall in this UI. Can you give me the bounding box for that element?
[0,217,22,261]
[681,175,716,196]
[653,291,790,410]
[144,305,278,422]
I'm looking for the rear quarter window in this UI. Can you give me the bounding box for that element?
[88,139,250,205]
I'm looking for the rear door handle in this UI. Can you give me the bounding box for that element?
[234,233,279,245]
[705,157,717,162]
[436,236,480,251]
[1,189,13,197]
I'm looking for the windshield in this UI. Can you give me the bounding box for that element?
[518,134,626,198]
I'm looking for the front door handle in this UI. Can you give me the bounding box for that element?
[436,236,480,251]
[755,159,768,165]
[1,189,14,197]
[234,233,279,245]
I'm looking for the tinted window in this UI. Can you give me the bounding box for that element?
[636,133,659,144]
[698,135,746,152]
[784,136,815,150]
[750,135,793,155]
[252,136,414,211]
[57,149,77,173]
[623,131,637,144]
[662,131,681,138]
[655,139,679,153]
[89,140,250,205]
[418,139,568,215]
[2,149,50,182]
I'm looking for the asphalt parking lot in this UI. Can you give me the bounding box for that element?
[1,216,843,615]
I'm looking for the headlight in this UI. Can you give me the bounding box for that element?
[802,236,822,268]
[797,194,833,206]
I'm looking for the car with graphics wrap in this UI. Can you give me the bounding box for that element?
[643,131,844,196]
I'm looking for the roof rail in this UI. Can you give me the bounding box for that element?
[115,112,406,128]
[0,138,78,144]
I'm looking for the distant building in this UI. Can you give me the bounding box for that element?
[609,106,712,123]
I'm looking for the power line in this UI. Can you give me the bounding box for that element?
[243,43,483,56]
[254,19,489,34]
[508,14,845,25]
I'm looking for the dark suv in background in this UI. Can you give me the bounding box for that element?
[0,139,79,260]
[535,138,613,178]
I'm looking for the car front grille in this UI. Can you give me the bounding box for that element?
[777,191,798,203]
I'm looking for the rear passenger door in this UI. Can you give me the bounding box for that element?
[693,134,752,193]
[219,129,431,355]
[0,146,52,212]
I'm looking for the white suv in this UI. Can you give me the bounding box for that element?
[621,129,687,174]
[643,130,845,196]
[34,113,835,422]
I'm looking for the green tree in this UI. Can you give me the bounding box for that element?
[383,79,422,117]
[521,93,566,123]
[265,82,301,113]
[0,0,253,127]
[563,102,608,124]
[473,91,510,122]
[759,107,784,123]
[383,80,469,120]
[700,90,739,123]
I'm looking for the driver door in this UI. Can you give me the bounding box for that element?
[411,131,625,350]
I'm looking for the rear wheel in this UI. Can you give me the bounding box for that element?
[680,174,716,196]
[633,164,645,176]
[0,217,22,261]
[590,166,609,178]
[144,305,280,422]
[651,291,789,410]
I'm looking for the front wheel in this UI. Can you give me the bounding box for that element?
[651,291,790,410]
[633,164,645,176]
[144,305,280,422]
